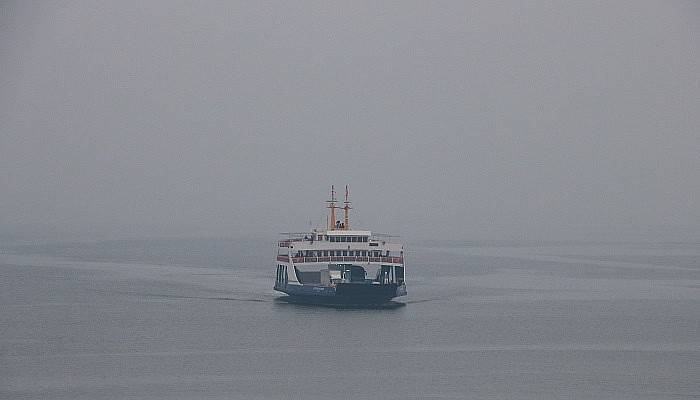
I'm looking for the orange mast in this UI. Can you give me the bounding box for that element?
[326,185,337,230]
[343,185,351,230]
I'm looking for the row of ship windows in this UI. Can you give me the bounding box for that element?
[294,250,391,257]
[319,236,368,242]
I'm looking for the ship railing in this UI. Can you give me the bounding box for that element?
[279,239,306,247]
[284,256,403,264]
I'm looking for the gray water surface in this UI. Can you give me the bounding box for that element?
[1,239,698,399]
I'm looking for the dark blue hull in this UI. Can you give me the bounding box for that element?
[274,282,406,305]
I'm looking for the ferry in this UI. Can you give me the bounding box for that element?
[274,186,407,305]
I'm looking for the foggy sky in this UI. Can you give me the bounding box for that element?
[1,1,698,241]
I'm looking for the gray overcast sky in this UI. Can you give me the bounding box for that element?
[1,1,698,241]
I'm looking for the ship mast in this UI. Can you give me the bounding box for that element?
[343,185,351,230]
[326,185,337,230]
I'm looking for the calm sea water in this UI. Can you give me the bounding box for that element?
[1,238,698,399]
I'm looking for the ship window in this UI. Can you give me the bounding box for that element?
[369,242,378,247]
[342,250,348,256]
[351,236,356,242]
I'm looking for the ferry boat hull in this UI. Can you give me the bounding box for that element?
[275,282,407,305]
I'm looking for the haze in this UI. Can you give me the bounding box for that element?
[1,1,698,242]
